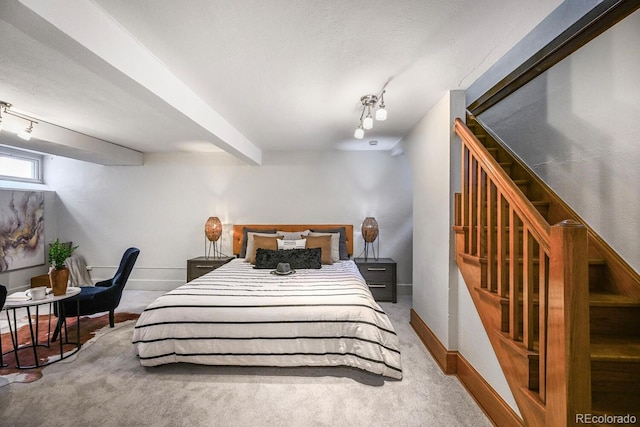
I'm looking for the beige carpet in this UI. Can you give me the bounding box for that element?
[0,312,140,385]
[0,296,491,426]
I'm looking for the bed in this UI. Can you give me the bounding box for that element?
[132,224,402,379]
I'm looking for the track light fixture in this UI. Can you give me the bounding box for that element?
[354,91,387,140]
[0,101,38,140]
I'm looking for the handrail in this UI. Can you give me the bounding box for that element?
[467,0,639,115]
[454,118,551,250]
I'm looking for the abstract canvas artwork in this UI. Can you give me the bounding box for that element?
[0,190,45,271]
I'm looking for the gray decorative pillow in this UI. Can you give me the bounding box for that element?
[254,248,322,269]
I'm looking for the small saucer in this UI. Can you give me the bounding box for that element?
[270,269,295,276]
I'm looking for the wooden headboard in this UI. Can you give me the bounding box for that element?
[233,224,353,256]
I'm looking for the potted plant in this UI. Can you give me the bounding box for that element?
[48,239,78,296]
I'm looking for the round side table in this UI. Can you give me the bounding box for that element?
[2,287,81,369]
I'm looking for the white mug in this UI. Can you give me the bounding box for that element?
[26,286,47,301]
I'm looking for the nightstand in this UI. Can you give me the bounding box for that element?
[354,258,397,303]
[187,256,233,281]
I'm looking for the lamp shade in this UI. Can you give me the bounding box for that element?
[361,217,379,243]
[204,217,222,242]
[362,115,373,130]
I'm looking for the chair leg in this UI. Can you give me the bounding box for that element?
[0,331,5,367]
[109,310,115,328]
[52,317,62,342]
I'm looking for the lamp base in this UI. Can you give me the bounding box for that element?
[363,242,378,261]
[205,239,222,259]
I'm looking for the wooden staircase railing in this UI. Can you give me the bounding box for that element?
[453,118,592,426]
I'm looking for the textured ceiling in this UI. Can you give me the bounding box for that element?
[0,0,562,164]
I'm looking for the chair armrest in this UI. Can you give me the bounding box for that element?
[95,279,112,288]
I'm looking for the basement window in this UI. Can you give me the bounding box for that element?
[0,147,43,183]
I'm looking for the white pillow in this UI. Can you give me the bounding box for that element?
[244,232,278,261]
[276,230,310,240]
[308,232,340,262]
[277,239,306,250]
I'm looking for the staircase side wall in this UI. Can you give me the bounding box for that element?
[403,90,519,414]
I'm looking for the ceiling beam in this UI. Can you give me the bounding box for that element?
[19,0,262,165]
[0,112,144,165]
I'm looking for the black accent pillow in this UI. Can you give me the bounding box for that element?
[240,227,276,258]
[254,248,322,269]
[310,227,349,260]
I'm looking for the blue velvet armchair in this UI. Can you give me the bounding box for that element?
[53,247,139,340]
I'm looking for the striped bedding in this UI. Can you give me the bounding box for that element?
[132,258,402,379]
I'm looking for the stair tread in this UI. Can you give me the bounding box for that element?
[475,283,633,305]
[591,335,640,362]
[589,291,640,307]
[493,329,640,363]
[460,251,605,266]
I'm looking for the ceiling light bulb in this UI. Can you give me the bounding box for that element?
[354,126,364,139]
[363,114,373,130]
[375,106,387,121]
[18,130,32,141]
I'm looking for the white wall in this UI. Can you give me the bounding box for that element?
[403,90,518,413]
[42,150,413,290]
[404,91,459,346]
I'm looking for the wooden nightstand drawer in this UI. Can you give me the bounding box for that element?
[355,258,397,303]
[187,256,233,281]
[366,281,394,302]
[359,265,393,282]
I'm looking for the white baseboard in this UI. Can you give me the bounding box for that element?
[91,265,185,291]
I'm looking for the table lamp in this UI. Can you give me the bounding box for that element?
[361,216,379,261]
[205,216,222,259]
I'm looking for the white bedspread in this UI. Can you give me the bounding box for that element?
[132,259,402,379]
